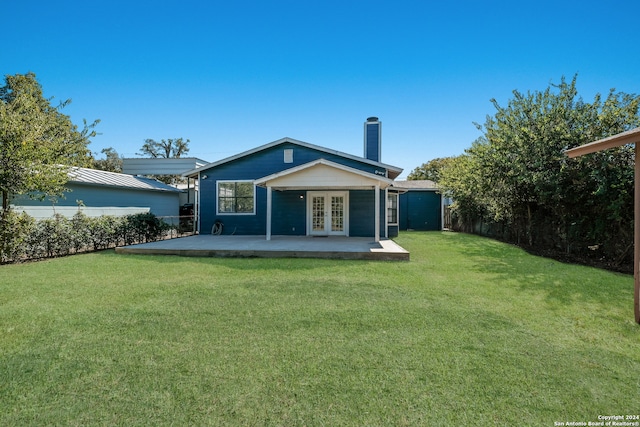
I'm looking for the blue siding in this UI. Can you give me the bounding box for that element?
[13,183,180,218]
[399,190,441,231]
[272,191,306,235]
[201,182,267,235]
[199,142,389,235]
[348,189,385,237]
[365,123,380,162]
[348,190,373,237]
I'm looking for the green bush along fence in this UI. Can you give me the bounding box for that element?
[0,211,177,263]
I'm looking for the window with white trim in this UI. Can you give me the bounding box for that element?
[387,192,398,225]
[217,181,255,214]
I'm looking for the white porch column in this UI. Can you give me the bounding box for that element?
[384,187,389,239]
[266,186,272,241]
[374,184,380,242]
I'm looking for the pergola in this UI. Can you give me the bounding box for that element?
[565,127,640,324]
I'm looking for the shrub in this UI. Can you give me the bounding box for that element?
[0,211,36,263]
[90,215,121,250]
[123,213,167,243]
[71,211,93,252]
[0,211,173,263]
[34,214,75,258]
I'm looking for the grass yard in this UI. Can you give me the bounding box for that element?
[1,232,638,426]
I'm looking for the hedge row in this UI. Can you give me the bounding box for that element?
[0,211,173,263]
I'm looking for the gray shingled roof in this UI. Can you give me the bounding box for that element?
[392,180,438,190]
[67,167,182,193]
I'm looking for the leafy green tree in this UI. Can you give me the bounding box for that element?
[439,75,640,264]
[407,157,454,182]
[138,138,190,158]
[137,137,191,184]
[476,75,638,245]
[0,72,99,212]
[438,145,487,232]
[93,147,123,173]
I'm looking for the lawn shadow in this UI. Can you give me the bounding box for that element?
[453,234,633,306]
[96,248,365,272]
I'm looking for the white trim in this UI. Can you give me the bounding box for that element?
[387,191,399,226]
[385,187,389,239]
[216,180,256,215]
[307,191,349,236]
[266,186,272,240]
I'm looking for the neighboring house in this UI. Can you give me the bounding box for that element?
[122,157,208,207]
[11,167,183,219]
[392,180,443,231]
[183,117,404,241]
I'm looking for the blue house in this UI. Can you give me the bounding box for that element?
[184,118,404,242]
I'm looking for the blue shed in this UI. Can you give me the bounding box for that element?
[183,118,404,242]
[393,180,442,231]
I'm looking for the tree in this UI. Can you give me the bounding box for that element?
[0,72,99,212]
[138,138,190,158]
[438,75,640,265]
[93,147,123,173]
[407,157,455,182]
[438,145,487,232]
[137,137,191,184]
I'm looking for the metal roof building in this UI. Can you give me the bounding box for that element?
[11,167,183,219]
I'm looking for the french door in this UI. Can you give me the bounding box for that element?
[308,191,348,236]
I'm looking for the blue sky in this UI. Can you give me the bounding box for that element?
[3,0,639,178]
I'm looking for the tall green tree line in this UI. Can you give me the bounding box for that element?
[435,76,640,267]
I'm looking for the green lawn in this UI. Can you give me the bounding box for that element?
[1,232,638,426]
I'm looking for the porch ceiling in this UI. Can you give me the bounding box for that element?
[254,158,393,190]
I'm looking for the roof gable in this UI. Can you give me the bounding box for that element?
[183,137,403,179]
[254,159,393,190]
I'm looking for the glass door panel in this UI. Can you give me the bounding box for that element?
[331,196,344,232]
[312,195,325,232]
[308,192,347,236]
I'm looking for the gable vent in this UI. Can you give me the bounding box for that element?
[284,149,293,163]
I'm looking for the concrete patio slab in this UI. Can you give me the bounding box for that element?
[115,235,409,261]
